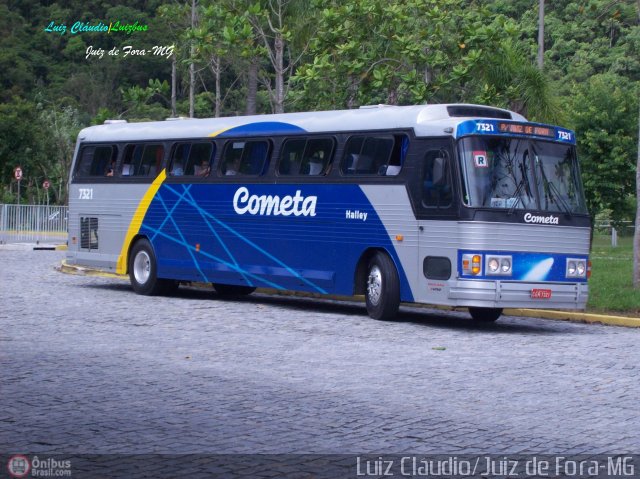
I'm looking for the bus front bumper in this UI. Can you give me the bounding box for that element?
[448,280,588,310]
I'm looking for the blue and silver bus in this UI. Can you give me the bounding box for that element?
[67,104,590,322]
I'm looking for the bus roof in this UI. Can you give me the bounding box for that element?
[77,104,528,143]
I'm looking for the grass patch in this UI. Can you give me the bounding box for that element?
[588,234,640,316]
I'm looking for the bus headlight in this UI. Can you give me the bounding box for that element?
[501,258,512,273]
[486,255,512,276]
[566,258,587,278]
[488,258,499,273]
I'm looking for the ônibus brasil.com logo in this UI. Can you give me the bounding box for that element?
[7,455,72,477]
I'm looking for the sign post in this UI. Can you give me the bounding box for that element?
[14,166,22,235]
[43,179,50,208]
[14,166,22,206]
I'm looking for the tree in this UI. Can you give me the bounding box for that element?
[292,0,557,120]
[635,101,640,288]
[567,73,638,224]
[242,0,315,113]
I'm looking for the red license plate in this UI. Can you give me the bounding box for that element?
[531,289,552,299]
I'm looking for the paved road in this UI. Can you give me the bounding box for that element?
[1,248,639,475]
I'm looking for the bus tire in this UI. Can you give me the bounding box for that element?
[129,238,174,296]
[468,307,503,322]
[213,284,256,296]
[365,252,400,321]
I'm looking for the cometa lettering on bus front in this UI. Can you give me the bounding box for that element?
[233,187,317,217]
[524,213,559,225]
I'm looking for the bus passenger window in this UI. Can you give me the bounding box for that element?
[278,137,334,176]
[341,135,394,175]
[170,144,190,176]
[423,151,453,208]
[191,143,214,177]
[74,145,117,178]
[169,142,214,177]
[301,138,333,175]
[140,145,164,177]
[278,139,306,175]
[121,144,164,177]
[220,140,270,176]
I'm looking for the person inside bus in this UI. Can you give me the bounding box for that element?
[194,159,210,177]
[303,150,325,175]
[224,156,241,175]
[105,159,116,177]
[171,162,184,176]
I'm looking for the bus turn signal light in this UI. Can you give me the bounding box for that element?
[471,255,482,275]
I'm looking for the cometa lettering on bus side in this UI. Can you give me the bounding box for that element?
[524,213,559,225]
[233,187,317,217]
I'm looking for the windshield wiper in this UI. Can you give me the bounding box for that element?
[507,177,526,215]
[547,180,573,217]
[507,150,531,215]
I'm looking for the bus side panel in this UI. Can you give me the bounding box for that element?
[67,183,150,271]
[139,183,414,300]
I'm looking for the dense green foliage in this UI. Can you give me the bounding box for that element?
[0,0,638,217]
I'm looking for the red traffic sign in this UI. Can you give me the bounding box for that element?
[14,166,23,181]
[43,180,50,189]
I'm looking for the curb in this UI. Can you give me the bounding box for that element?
[57,260,640,328]
[0,243,67,251]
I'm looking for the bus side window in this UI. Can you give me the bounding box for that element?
[423,150,453,208]
[121,145,140,176]
[140,145,164,177]
[220,140,270,176]
[341,135,394,175]
[279,139,306,175]
[300,138,333,175]
[74,145,116,178]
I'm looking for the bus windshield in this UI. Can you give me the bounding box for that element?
[458,136,587,214]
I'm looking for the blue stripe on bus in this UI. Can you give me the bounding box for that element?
[138,183,414,301]
[217,122,306,137]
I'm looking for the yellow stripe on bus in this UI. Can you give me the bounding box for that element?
[116,169,167,275]
[208,127,231,137]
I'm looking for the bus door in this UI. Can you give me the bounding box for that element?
[415,141,458,304]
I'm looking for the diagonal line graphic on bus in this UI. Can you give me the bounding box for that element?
[162,184,328,294]
[153,191,210,284]
[182,188,252,286]
[143,225,288,290]
[150,183,193,244]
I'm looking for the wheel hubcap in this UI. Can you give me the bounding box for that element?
[367,265,382,306]
[133,250,151,285]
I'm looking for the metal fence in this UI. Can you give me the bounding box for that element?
[0,204,68,244]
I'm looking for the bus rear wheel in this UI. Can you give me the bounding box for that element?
[213,284,256,296]
[468,307,503,322]
[365,252,400,321]
[129,238,177,295]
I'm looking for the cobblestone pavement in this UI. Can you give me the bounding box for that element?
[1,249,640,461]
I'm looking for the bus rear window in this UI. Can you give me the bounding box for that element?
[220,140,270,176]
[75,145,117,178]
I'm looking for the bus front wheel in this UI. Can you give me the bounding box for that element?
[365,252,400,321]
[129,238,177,295]
[468,307,503,322]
